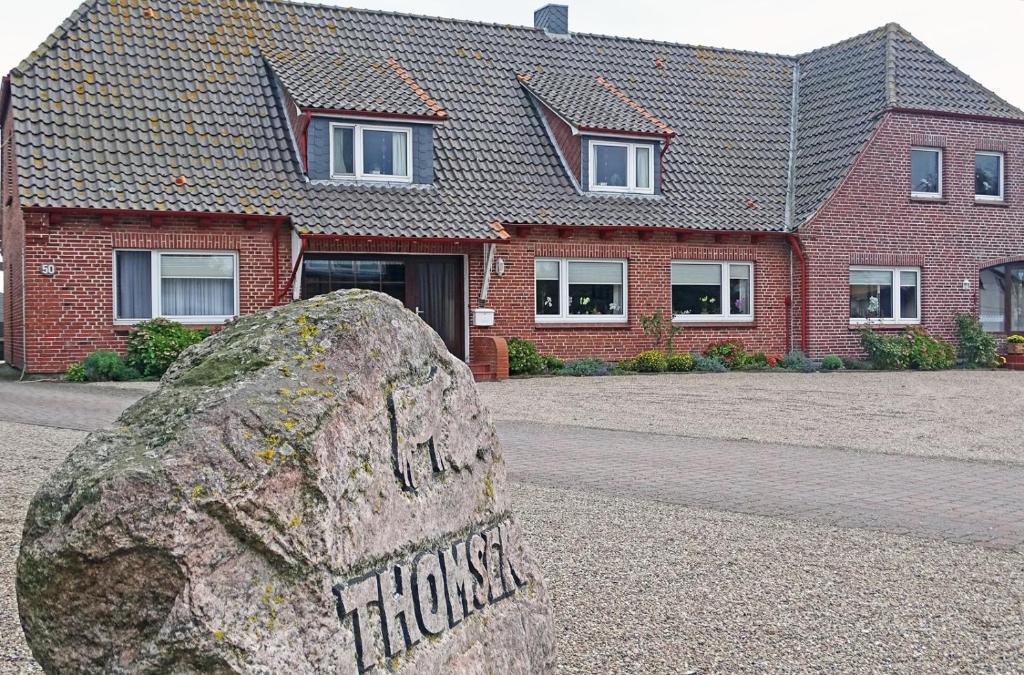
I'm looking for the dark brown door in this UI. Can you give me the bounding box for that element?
[405,257,465,359]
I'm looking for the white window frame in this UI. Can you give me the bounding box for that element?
[534,258,628,324]
[671,261,755,323]
[587,140,655,195]
[975,151,1005,201]
[113,249,240,325]
[910,146,942,198]
[848,266,921,325]
[329,122,413,183]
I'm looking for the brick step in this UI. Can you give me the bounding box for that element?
[1004,353,1024,370]
[469,362,496,381]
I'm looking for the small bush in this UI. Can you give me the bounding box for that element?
[561,358,611,377]
[703,341,747,368]
[65,362,87,382]
[541,354,564,373]
[507,337,544,375]
[694,355,728,373]
[861,327,955,371]
[666,353,695,372]
[82,351,139,382]
[821,355,843,371]
[1009,334,1024,345]
[639,312,682,356]
[956,314,1000,368]
[127,319,208,377]
[615,357,635,372]
[632,350,668,373]
[736,351,769,370]
[779,350,812,371]
[841,357,874,370]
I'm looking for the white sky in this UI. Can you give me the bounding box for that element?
[2,0,1024,107]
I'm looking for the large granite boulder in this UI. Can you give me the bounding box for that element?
[17,290,555,674]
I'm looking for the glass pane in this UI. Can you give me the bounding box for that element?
[980,265,1006,332]
[1012,267,1024,332]
[976,153,1002,197]
[162,278,234,316]
[900,271,917,286]
[593,144,628,187]
[355,260,383,284]
[635,146,652,189]
[850,270,893,319]
[535,260,560,280]
[330,260,356,283]
[567,261,622,285]
[568,283,623,315]
[672,263,721,285]
[730,276,751,315]
[729,264,751,280]
[116,251,152,320]
[900,286,918,320]
[672,284,721,316]
[161,254,234,279]
[362,129,408,177]
[536,279,560,315]
[332,126,354,175]
[911,149,939,193]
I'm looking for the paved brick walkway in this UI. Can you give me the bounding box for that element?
[497,421,1024,551]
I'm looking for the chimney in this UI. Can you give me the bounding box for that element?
[534,4,569,36]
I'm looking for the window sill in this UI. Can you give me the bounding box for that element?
[974,198,1009,207]
[673,321,757,329]
[534,321,631,330]
[909,195,946,204]
[849,322,919,331]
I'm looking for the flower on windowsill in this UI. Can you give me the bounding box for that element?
[866,296,880,317]
[543,296,553,308]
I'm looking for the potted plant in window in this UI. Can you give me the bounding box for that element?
[1008,335,1024,354]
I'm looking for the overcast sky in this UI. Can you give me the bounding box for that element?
[2,0,1024,109]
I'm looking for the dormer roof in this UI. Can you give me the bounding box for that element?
[264,49,447,120]
[517,72,674,137]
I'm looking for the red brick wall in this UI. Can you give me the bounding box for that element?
[536,102,581,182]
[801,111,1024,356]
[476,228,792,360]
[19,213,291,373]
[1,103,25,368]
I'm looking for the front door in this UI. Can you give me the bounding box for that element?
[301,255,465,359]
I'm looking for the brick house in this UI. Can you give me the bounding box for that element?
[3,2,1024,375]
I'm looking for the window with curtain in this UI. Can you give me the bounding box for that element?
[115,250,238,322]
[849,267,919,323]
[980,262,1024,332]
[330,123,412,181]
[587,140,656,194]
[534,258,626,321]
[671,262,753,320]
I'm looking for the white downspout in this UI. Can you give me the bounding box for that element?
[479,243,496,307]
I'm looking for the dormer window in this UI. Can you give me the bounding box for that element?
[588,140,654,194]
[330,123,412,182]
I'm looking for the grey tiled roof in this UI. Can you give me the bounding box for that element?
[517,72,674,136]
[5,3,1022,239]
[264,49,447,118]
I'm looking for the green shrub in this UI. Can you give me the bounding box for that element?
[736,351,769,370]
[956,314,1000,368]
[65,362,87,382]
[861,327,955,370]
[127,319,208,377]
[703,341,747,368]
[639,312,682,356]
[694,355,728,373]
[541,354,564,373]
[666,353,695,372]
[1009,334,1024,344]
[821,355,843,371]
[632,350,668,373]
[507,337,544,375]
[82,351,139,382]
[780,350,812,371]
[615,357,635,372]
[841,357,873,370]
[561,358,611,377]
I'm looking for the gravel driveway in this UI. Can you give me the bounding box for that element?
[478,370,1024,464]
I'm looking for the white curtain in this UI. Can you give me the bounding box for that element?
[160,254,235,316]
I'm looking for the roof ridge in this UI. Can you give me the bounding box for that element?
[884,23,898,107]
[9,0,101,78]
[886,23,1024,119]
[258,0,798,62]
[795,23,889,60]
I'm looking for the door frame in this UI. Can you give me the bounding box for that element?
[299,252,470,360]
